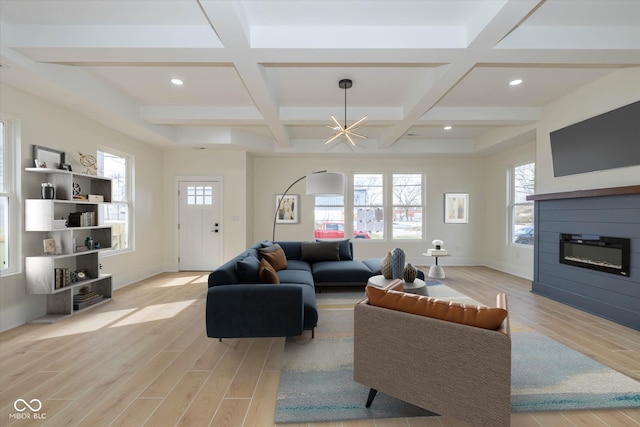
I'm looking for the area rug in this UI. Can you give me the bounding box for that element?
[275,284,640,424]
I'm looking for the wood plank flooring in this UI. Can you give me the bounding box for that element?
[1,267,638,426]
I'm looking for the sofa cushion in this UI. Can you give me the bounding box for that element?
[301,241,340,263]
[277,269,315,287]
[259,259,280,284]
[275,241,303,260]
[365,285,508,331]
[285,259,313,272]
[312,260,374,283]
[235,253,261,283]
[260,244,288,271]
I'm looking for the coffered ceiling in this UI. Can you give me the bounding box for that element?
[1,0,639,155]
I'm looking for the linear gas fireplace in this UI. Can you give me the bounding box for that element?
[559,234,630,277]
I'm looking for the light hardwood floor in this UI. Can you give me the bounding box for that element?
[1,267,639,426]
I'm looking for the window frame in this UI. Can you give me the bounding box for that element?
[353,173,385,240]
[97,147,133,255]
[0,116,21,275]
[391,173,424,240]
[509,161,535,247]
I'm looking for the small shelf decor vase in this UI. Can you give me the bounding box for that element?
[404,263,417,283]
[391,248,405,279]
[381,252,393,279]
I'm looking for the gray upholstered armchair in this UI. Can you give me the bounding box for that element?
[353,281,511,427]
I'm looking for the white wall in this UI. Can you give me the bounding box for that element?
[483,141,536,278]
[0,84,164,332]
[535,67,640,193]
[252,156,487,267]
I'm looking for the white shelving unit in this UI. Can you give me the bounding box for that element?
[25,168,113,323]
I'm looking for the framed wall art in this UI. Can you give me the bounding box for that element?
[32,145,65,170]
[444,193,469,223]
[275,194,299,224]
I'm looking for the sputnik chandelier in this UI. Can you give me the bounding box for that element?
[326,79,367,146]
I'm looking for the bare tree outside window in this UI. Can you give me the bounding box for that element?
[392,174,423,239]
[512,163,535,245]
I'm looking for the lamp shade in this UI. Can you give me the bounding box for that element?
[306,172,345,196]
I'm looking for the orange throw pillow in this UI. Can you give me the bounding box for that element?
[259,244,288,271]
[259,259,280,284]
[366,285,507,330]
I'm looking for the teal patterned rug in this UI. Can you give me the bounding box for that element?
[275,285,640,424]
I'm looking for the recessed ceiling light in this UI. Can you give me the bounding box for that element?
[171,78,183,86]
[509,79,523,86]
[443,126,452,130]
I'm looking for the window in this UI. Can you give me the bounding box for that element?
[314,195,345,239]
[510,162,535,245]
[186,186,213,205]
[98,149,132,251]
[353,174,383,239]
[392,174,423,239]
[0,117,19,273]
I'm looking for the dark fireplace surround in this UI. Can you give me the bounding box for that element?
[529,185,640,331]
[559,234,630,277]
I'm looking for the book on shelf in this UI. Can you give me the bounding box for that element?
[68,211,96,227]
[73,295,103,310]
[54,268,71,289]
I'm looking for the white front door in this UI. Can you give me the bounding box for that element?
[178,181,221,271]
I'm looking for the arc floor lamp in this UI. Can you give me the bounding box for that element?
[272,170,345,241]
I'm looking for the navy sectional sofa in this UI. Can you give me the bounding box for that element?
[206,240,406,340]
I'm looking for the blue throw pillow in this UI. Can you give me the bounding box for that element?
[236,254,261,283]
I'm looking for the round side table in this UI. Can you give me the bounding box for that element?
[403,278,428,296]
[422,253,449,279]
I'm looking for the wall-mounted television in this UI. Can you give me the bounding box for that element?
[550,100,640,177]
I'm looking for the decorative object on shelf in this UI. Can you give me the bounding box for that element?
[391,247,406,279]
[88,194,104,202]
[272,170,345,241]
[75,270,87,281]
[275,194,299,224]
[381,251,393,279]
[33,145,65,169]
[41,183,55,199]
[444,193,469,223]
[60,163,72,171]
[43,238,56,255]
[78,152,97,175]
[72,182,81,197]
[326,79,368,148]
[85,236,94,250]
[403,263,417,283]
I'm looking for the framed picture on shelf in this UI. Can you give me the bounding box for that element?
[444,193,469,223]
[43,238,57,255]
[32,145,65,170]
[275,194,299,224]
